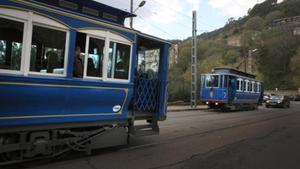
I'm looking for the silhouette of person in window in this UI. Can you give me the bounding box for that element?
[46,51,59,73]
[73,46,83,78]
[87,58,98,77]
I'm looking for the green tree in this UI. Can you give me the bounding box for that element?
[222,50,241,65]
[257,28,298,89]
[244,16,266,31]
[290,48,300,88]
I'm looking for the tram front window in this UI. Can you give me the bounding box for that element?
[0,17,24,71]
[206,75,219,88]
[30,25,66,75]
[107,42,130,80]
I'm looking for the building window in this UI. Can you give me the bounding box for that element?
[0,17,24,71]
[85,37,105,78]
[107,41,130,80]
[30,25,67,75]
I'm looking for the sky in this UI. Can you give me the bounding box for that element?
[95,0,277,40]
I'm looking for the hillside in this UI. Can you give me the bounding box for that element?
[169,0,300,101]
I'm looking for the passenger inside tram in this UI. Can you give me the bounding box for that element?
[73,46,84,78]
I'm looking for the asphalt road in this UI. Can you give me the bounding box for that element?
[11,102,300,169]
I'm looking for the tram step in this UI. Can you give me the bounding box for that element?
[133,124,159,136]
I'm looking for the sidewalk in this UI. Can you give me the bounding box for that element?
[167,105,208,112]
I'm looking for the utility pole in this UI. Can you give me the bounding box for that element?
[248,50,252,74]
[130,0,133,28]
[244,55,247,73]
[191,11,197,108]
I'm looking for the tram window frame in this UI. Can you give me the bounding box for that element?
[242,80,247,92]
[254,82,257,93]
[106,40,132,81]
[0,15,27,74]
[83,35,106,80]
[251,81,255,93]
[248,80,252,92]
[29,23,69,77]
[77,30,133,82]
[237,78,243,92]
[244,80,249,92]
[257,82,261,93]
[0,9,70,77]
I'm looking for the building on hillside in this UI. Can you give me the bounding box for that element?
[271,16,300,36]
[227,35,241,47]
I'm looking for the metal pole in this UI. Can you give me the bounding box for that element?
[130,0,133,28]
[244,55,247,73]
[191,11,197,108]
[248,50,252,74]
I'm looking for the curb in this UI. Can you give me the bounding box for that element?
[167,107,208,112]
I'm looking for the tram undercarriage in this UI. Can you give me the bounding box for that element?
[0,124,129,165]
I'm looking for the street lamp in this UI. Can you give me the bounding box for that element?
[130,0,146,28]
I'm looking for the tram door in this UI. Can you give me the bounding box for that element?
[134,48,160,114]
[133,37,162,117]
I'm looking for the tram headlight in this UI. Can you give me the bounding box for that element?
[206,101,209,105]
[215,102,219,106]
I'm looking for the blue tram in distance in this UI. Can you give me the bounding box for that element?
[0,0,170,164]
[200,67,264,111]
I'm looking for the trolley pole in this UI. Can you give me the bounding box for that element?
[191,11,197,108]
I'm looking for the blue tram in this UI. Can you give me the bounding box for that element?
[0,0,170,164]
[200,68,264,111]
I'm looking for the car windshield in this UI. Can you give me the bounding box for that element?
[270,96,283,100]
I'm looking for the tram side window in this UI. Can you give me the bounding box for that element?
[237,79,242,91]
[223,75,228,88]
[107,41,130,80]
[257,83,261,93]
[86,37,104,78]
[254,82,257,93]
[0,17,24,71]
[248,81,252,92]
[242,80,246,91]
[251,82,255,93]
[30,25,66,75]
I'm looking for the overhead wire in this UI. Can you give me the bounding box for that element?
[136,16,179,39]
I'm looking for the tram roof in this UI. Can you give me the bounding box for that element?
[30,0,135,25]
[212,67,256,79]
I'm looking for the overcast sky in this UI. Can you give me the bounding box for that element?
[95,0,281,40]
